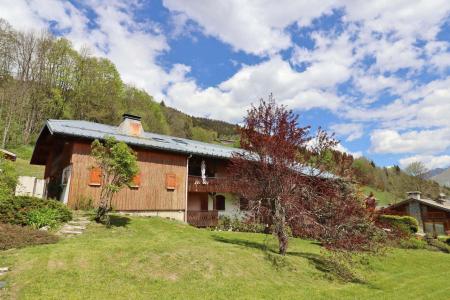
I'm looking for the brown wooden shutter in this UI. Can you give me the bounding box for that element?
[130,173,141,189]
[89,167,102,186]
[166,173,176,190]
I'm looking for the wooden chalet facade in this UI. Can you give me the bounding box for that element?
[385,192,450,236]
[31,114,245,227]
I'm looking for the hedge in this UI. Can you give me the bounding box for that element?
[379,214,419,234]
[0,196,72,226]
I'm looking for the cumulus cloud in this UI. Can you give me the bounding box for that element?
[330,123,364,142]
[399,155,450,169]
[162,0,337,56]
[370,128,450,154]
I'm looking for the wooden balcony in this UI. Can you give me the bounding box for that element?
[424,212,447,219]
[188,175,232,193]
[187,210,218,227]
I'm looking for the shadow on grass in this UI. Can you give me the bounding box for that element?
[212,235,274,252]
[212,235,369,283]
[108,215,131,227]
[288,251,368,284]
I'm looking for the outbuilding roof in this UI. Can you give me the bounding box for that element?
[45,119,242,159]
[388,197,450,212]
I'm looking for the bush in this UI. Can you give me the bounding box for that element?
[26,208,62,229]
[379,215,419,234]
[425,235,450,253]
[216,216,267,233]
[0,196,72,226]
[398,237,428,249]
[0,223,58,250]
[0,155,17,200]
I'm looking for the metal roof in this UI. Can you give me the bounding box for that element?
[46,119,243,159]
[42,119,337,179]
[388,197,450,212]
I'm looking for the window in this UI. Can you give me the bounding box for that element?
[215,195,225,211]
[239,197,249,210]
[130,173,141,189]
[166,173,177,190]
[89,167,101,186]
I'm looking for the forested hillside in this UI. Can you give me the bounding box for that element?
[0,19,238,150]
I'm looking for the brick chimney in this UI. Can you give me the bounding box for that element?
[407,191,421,200]
[118,114,143,137]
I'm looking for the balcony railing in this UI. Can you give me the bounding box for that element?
[424,212,447,219]
[187,210,218,227]
[187,175,232,193]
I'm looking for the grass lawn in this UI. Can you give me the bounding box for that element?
[1,217,449,300]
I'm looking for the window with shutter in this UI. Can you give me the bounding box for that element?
[130,173,141,189]
[166,173,176,190]
[89,167,102,186]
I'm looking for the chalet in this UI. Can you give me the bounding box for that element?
[31,114,245,227]
[385,191,450,236]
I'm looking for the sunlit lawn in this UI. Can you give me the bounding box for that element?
[0,217,449,299]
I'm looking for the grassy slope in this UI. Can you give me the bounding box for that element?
[362,186,401,206]
[7,145,44,179]
[1,217,449,300]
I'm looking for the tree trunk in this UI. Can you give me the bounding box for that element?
[274,197,289,255]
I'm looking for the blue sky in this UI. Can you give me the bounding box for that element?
[2,0,450,170]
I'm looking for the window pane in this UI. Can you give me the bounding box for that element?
[216,195,225,211]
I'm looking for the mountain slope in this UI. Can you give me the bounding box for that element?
[430,167,450,187]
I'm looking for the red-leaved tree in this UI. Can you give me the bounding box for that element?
[228,95,385,255]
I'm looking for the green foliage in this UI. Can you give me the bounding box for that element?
[26,208,62,229]
[398,237,428,249]
[0,155,17,200]
[379,215,419,234]
[425,235,450,253]
[216,216,267,233]
[91,137,138,223]
[73,195,95,211]
[0,223,58,250]
[0,20,238,150]
[190,126,217,143]
[0,196,72,226]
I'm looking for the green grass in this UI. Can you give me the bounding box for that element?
[1,217,449,299]
[6,145,44,178]
[362,186,401,206]
[14,158,44,179]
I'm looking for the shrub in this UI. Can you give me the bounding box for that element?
[216,216,268,234]
[0,223,58,250]
[425,234,450,253]
[0,196,72,226]
[26,208,62,229]
[0,155,17,200]
[398,237,428,249]
[379,215,419,234]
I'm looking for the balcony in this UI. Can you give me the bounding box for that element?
[187,210,218,227]
[187,175,232,193]
[424,212,447,219]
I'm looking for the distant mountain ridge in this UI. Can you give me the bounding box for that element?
[424,168,447,179]
[429,167,450,187]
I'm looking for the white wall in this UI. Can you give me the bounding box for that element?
[208,193,245,219]
[15,176,46,198]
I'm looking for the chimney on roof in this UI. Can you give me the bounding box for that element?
[118,114,143,137]
[407,191,421,200]
[436,193,446,204]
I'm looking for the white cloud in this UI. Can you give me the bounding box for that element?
[334,143,363,158]
[399,154,450,169]
[166,56,344,122]
[330,123,364,142]
[162,0,337,56]
[370,128,450,154]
